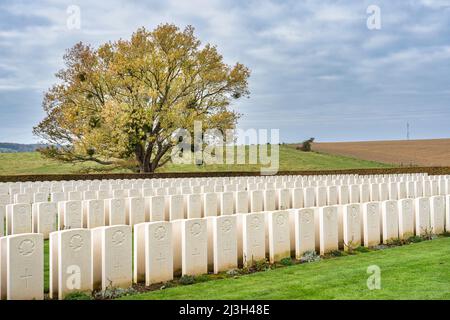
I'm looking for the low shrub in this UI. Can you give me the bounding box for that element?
[64,291,92,300]
[179,275,196,285]
[300,250,321,263]
[355,246,370,253]
[279,257,293,266]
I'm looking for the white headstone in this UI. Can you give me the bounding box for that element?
[318,206,338,255]
[415,181,424,197]
[360,184,370,203]
[431,180,439,196]
[68,191,83,201]
[278,189,291,210]
[14,193,32,204]
[234,191,248,214]
[291,188,303,208]
[406,181,416,198]
[349,185,360,203]
[220,192,234,215]
[423,181,432,197]
[250,190,264,212]
[397,182,407,199]
[126,197,145,226]
[58,200,83,230]
[203,193,218,217]
[113,189,127,199]
[32,202,57,239]
[398,199,414,239]
[4,234,43,300]
[144,221,173,285]
[105,198,126,226]
[379,183,389,201]
[146,196,166,222]
[83,199,105,229]
[388,183,398,200]
[291,208,315,259]
[327,186,338,206]
[381,200,399,243]
[91,225,132,291]
[6,203,32,235]
[430,195,445,235]
[370,184,380,201]
[241,212,266,267]
[415,197,431,236]
[211,216,237,273]
[169,195,185,220]
[49,229,92,300]
[33,192,48,203]
[182,218,207,276]
[51,192,66,203]
[97,190,111,200]
[342,204,361,250]
[0,194,11,206]
[268,211,290,263]
[83,191,97,200]
[304,187,316,207]
[362,202,381,247]
[338,185,349,205]
[187,194,202,219]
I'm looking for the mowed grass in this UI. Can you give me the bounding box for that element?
[0,145,391,175]
[120,237,450,300]
[0,152,127,175]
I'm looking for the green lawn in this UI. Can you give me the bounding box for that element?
[0,145,391,175]
[120,237,450,300]
[0,152,127,175]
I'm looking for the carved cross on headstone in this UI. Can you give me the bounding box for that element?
[156,251,166,269]
[20,268,33,289]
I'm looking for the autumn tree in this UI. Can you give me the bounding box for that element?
[34,24,250,172]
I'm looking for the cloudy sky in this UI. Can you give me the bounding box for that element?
[1,0,449,143]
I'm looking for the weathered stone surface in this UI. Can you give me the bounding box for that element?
[144,221,173,285]
[381,200,399,243]
[32,202,57,239]
[126,197,145,226]
[430,195,445,235]
[6,203,32,235]
[398,199,414,239]
[49,228,92,300]
[415,197,431,236]
[362,202,381,247]
[318,206,338,255]
[240,212,266,267]
[4,234,44,300]
[92,225,132,291]
[268,211,290,263]
[181,218,207,276]
[291,208,315,259]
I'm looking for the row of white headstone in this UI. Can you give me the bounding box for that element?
[1,173,445,204]
[1,176,449,240]
[1,193,449,300]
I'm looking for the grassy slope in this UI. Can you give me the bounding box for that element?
[0,152,126,175]
[0,145,391,175]
[121,237,450,300]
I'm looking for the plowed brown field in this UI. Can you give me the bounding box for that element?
[312,139,450,167]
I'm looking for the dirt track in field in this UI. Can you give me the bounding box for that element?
[312,139,450,167]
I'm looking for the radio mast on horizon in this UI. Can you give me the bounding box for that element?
[406,122,410,141]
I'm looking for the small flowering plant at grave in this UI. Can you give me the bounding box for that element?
[300,251,321,263]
